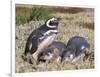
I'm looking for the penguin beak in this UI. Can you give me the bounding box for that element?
[57,17,61,21]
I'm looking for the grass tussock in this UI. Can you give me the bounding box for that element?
[16,6,52,26]
[29,7,51,21]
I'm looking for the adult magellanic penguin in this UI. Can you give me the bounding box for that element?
[23,17,60,64]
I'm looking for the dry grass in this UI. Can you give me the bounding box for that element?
[15,10,94,73]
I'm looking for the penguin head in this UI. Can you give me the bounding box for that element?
[39,48,54,61]
[62,45,76,62]
[46,17,60,28]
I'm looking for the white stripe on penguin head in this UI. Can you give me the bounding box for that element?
[46,17,57,28]
[81,45,85,50]
[69,54,74,60]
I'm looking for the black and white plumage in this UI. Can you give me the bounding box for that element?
[23,17,60,63]
[62,36,90,63]
[39,41,67,62]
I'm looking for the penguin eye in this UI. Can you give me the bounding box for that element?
[49,20,58,26]
[67,55,70,57]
